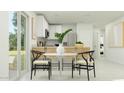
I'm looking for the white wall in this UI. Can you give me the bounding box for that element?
[0,12,9,78]
[76,23,93,49]
[26,12,37,48]
[105,16,124,64]
[25,12,37,71]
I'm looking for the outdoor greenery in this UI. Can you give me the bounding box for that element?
[9,51,25,70]
[9,32,17,50]
[9,12,26,70]
[9,12,25,50]
[9,12,17,50]
[55,29,72,43]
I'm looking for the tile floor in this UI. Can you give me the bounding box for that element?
[20,58,124,81]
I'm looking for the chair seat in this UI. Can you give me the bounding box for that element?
[33,60,49,65]
[77,60,94,65]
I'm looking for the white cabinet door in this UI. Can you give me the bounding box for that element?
[42,17,49,37]
[49,25,62,39]
[49,25,56,39]
[56,25,62,33]
[36,16,49,37]
[36,16,43,37]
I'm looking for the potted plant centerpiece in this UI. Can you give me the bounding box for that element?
[75,41,84,48]
[55,29,72,55]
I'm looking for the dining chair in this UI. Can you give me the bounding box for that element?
[72,50,96,81]
[31,50,52,80]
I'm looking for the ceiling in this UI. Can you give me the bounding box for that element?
[35,11,124,28]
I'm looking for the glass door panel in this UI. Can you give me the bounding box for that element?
[9,12,18,80]
[21,13,27,74]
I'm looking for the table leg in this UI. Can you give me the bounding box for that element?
[57,56,62,76]
[75,56,77,63]
[60,57,63,76]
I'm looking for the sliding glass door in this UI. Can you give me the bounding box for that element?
[9,12,28,80]
[20,13,27,74]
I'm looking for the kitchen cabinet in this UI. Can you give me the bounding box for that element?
[36,16,49,37]
[49,25,62,39]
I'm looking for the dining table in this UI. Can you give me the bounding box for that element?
[43,53,77,75]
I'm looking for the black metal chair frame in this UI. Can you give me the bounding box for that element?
[31,50,52,80]
[72,50,96,81]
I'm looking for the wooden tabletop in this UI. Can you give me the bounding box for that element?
[43,53,77,56]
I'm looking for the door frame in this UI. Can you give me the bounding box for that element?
[17,11,29,79]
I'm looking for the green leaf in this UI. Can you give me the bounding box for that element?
[54,29,72,43]
[60,29,72,43]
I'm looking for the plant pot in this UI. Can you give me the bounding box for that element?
[56,43,64,56]
[75,44,84,48]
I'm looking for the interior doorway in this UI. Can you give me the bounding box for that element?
[99,34,104,56]
[99,30,105,57]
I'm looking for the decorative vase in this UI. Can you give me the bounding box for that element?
[56,43,64,56]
